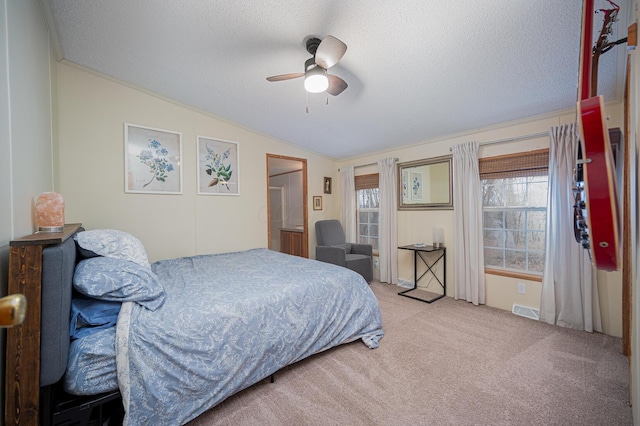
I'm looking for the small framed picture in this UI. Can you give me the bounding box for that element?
[124,123,183,194]
[402,169,409,202]
[323,177,332,194]
[313,196,323,211]
[411,171,423,201]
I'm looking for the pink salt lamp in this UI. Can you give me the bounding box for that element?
[35,192,65,232]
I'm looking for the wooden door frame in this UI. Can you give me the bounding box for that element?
[266,154,308,257]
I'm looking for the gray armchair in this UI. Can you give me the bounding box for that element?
[315,219,373,282]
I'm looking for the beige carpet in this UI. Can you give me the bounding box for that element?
[189,281,632,425]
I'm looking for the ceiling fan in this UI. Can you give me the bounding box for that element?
[266,35,348,96]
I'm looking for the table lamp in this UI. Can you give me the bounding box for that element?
[433,227,444,248]
[35,192,65,232]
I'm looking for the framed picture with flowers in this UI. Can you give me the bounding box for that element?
[124,123,183,194]
[197,136,240,195]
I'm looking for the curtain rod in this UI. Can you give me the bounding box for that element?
[449,131,549,151]
[338,157,399,172]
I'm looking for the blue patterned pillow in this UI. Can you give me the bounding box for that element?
[75,229,149,266]
[73,257,165,310]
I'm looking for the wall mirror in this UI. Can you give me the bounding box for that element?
[398,155,453,210]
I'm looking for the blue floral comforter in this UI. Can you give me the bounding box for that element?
[116,248,383,425]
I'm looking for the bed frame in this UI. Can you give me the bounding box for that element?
[5,224,123,426]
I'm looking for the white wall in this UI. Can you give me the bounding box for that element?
[630,2,639,424]
[0,1,11,291]
[338,105,626,338]
[56,62,338,262]
[0,0,55,276]
[0,0,57,419]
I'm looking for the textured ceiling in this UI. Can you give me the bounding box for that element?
[44,0,630,159]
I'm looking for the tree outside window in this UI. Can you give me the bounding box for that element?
[482,176,548,274]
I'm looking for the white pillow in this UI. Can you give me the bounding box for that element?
[75,229,149,267]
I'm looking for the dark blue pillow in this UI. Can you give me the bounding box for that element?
[70,297,121,339]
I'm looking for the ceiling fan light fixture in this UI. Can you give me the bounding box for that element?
[266,36,347,96]
[304,66,329,93]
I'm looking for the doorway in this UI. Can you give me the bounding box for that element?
[266,154,308,257]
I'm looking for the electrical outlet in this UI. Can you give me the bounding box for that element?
[517,282,526,294]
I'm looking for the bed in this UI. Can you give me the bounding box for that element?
[5,224,384,426]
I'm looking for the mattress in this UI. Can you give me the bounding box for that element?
[117,248,383,425]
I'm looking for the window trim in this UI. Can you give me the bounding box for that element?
[484,268,543,282]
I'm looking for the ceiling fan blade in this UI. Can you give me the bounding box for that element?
[266,73,304,82]
[326,75,348,96]
[315,35,347,69]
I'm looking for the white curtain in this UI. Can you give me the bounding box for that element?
[539,124,602,332]
[340,165,357,242]
[452,142,485,305]
[377,158,398,284]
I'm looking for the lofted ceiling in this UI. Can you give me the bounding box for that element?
[43,1,630,160]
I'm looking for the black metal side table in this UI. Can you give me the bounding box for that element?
[397,244,446,303]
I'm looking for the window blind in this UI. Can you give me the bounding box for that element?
[355,173,379,190]
[479,149,549,180]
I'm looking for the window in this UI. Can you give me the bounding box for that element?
[355,174,379,251]
[480,149,549,276]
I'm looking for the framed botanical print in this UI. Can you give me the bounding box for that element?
[124,123,183,194]
[197,136,240,195]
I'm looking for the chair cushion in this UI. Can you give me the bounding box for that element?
[331,243,352,253]
[345,253,368,262]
